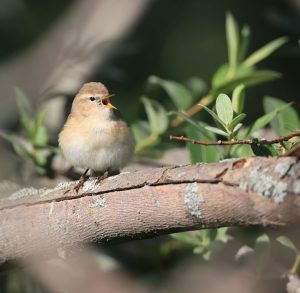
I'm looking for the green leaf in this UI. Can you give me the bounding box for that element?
[233,123,243,133]
[35,153,47,166]
[239,25,251,62]
[141,96,168,135]
[211,70,281,96]
[200,104,226,129]
[232,84,245,114]
[15,88,36,139]
[254,234,271,274]
[148,76,194,109]
[171,232,201,246]
[226,12,239,73]
[131,120,151,143]
[216,93,233,124]
[183,76,207,98]
[251,144,278,157]
[228,113,246,131]
[216,227,228,241]
[263,97,300,135]
[186,125,220,163]
[247,102,291,136]
[212,64,230,89]
[33,125,49,147]
[243,37,288,67]
[276,236,297,252]
[0,131,31,158]
[205,126,228,137]
[35,111,46,132]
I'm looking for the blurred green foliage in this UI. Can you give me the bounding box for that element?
[0,88,58,175]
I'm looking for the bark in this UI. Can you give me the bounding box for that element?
[0,156,299,262]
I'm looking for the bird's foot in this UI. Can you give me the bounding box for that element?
[64,168,89,194]
[96,171,109,184]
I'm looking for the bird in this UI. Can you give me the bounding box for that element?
[59,82,135,192]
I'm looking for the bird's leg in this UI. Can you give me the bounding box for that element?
[73,168,90,193]
[96,170,109,184]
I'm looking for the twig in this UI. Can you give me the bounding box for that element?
[170,131,300,146]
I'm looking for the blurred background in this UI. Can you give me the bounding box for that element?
[0,0,299,292]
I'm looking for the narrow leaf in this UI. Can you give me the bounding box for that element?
[211,70,281,96]
[263,96,300,135]
[216,94,233,124]
[15,88,36,139]
[247,103,291,136]
[226,12,239,73]
[232,84,245,114]
[0,131,31,158]
[228,113,246,131]
[243,37,288,67]
[239,25,251,62]
[199,104,226,129]
[276,236,297,252]
[205,126,229,137]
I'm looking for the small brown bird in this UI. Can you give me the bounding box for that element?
[59,82,135,191]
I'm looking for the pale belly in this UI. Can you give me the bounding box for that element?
[59,121,134,172]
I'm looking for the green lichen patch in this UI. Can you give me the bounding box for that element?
[184,182,204,219]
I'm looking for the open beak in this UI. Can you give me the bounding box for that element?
[102,95,117,110]
[105,102,117,110]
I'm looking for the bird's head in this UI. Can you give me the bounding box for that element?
[71,82,117,118]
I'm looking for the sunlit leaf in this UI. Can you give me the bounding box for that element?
[199,104,226,129]
[216,93,233,124]
[239,25,251,62]
[205,126,228,137]
[148,75,194,109]
[228,113,246,131]
[243,37,288,67]
[226,12,239,73]
[232,84,245,114]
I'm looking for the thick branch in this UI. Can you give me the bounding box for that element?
[0,156,299,262]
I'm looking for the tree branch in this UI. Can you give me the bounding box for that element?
[170,131,300,146]
[0,156,299,262]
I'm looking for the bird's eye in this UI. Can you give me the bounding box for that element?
[89,97,96,101]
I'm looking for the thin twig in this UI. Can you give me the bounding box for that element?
[170,131,300,146]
